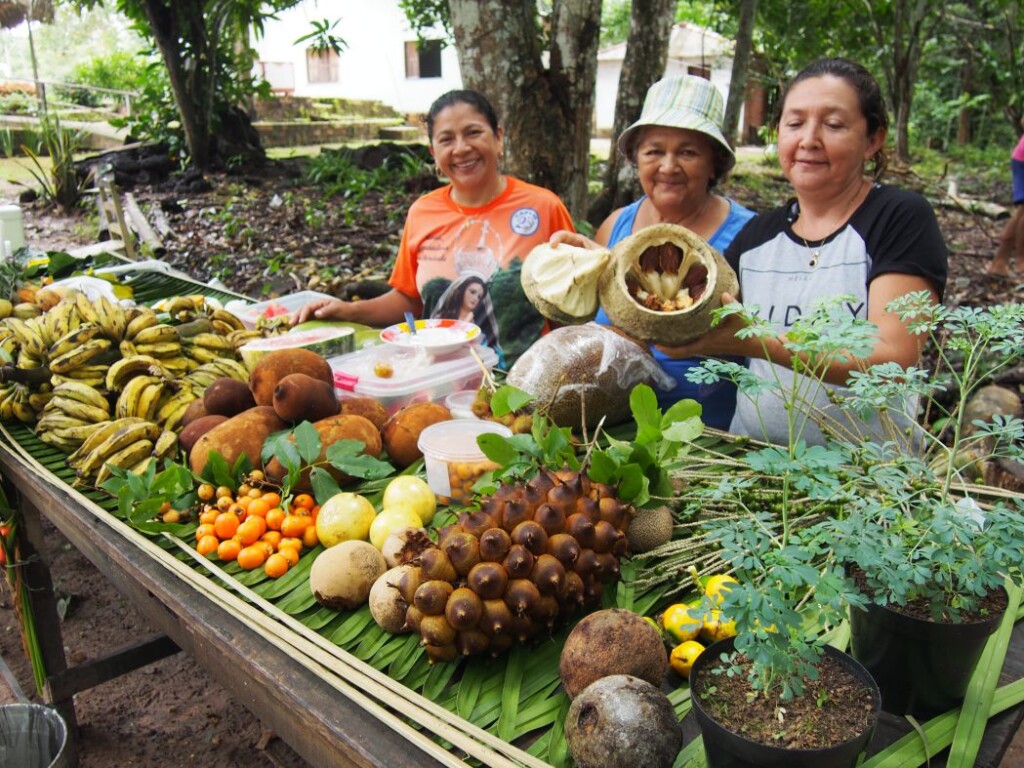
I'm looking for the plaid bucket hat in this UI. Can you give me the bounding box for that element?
[617,75,736,173]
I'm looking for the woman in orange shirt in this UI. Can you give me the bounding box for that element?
[295,90,574,365]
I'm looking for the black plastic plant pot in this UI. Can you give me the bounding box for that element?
[849,598,1003,719]
[689,637,880,768]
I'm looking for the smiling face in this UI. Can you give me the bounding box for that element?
[777,75,886,199]
[429,101,504,197]
[634,126,717,217]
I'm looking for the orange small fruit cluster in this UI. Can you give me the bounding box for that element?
[193,472,320,579]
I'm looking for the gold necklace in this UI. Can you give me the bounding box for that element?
[797,181,867,269]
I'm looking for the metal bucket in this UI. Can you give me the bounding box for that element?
[0,703,69,768]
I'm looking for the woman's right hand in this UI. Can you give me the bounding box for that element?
[293,298,348,325]
[549,230,604,250]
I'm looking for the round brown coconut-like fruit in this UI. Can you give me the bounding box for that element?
[626,506,674,553]
[599,223,738,346]
[382,402,452,468]
[565,675,682,768]
[521,241,610,325]
[559,608,668,699]
[249,348,334,407]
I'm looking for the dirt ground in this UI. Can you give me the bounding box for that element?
[1,149,1024,767]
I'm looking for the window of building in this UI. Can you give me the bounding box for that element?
[307,49,339,83]
[405,40,443,79]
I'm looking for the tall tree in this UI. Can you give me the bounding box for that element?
[445,0,602,219]
[587,0,675,227]
[861,0,944,164]
[70,0,301,169]
[722,0,757,145]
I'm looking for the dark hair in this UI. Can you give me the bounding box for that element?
[775,57,889,178]
[424,90,500,139]
[435,274,487,316]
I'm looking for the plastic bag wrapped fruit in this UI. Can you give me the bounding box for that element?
[506,323,675,429]
[598,223,738,346]
[521,242,611,325]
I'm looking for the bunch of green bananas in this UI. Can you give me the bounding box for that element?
[68,417,178,486]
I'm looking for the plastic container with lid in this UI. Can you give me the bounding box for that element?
[231,290,336,329]
[417,419,513,505]
[0,205,25,254]
[445,389,481,420]
[330,344,498,415]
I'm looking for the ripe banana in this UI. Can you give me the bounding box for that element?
[125,310,160,340]
[11,398,35,424]
[68,418,143,468]
[210,308,245,331]
[95,296,127,340]
[49,396,110,424]
[52,380,109,411]
[106,355,167,392]
[155,388,197,423]
[116,375,161,420]
[37,411,93,432]
[49,338,113,375]
[152,430,178,461]
[135,380,166,422]
[48,322,103,359]
[134,341,184,359]
[228,329,264,349]
[208,358,250,381]
[5,317,47,358]
[73,291,100,326]
[75,420,162,479]
[39,431,82,451]
[27,391,54,411]
[132,324,181,346]
[94,439,155,486]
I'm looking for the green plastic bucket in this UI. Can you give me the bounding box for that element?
[0,703,69,768]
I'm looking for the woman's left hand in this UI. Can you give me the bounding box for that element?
[548,230,605,250]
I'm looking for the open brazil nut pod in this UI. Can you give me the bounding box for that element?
[598,223,738,346]
[521,242,611,325]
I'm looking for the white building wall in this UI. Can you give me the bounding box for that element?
[253,0,463,115]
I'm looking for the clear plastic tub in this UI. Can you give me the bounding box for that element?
[445,389,481,420]
[417,420,513,505]
[329,344,498,415]
[231,291,336,329]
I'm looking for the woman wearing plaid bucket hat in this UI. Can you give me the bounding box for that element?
[553,74,754,429]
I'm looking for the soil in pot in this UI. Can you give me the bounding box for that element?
[689,637,879,768]
[849,586,1006,719]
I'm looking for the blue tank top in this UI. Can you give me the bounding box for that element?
[594,197,754,429]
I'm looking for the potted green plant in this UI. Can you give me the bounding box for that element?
[656,296,885,766]
[814,293,1024,717]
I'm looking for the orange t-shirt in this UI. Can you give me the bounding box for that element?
[389,177,574,366]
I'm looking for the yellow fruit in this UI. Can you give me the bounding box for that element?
[0,299,12,319]
[704,573,739,605]
[315,492,377,548]
[670,640,706,678]
[700,610,737,644]
[661,603,702,643]
[381,475,437,524]
[369,506,424,550]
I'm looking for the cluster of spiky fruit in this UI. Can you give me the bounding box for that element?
[394,467,634,663]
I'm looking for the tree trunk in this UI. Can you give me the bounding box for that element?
[868,0,935,165]
[142,0,213,168]
[956,52,973,146]
[586,0,675,228]
[448,0,602,220]
[722,0,758,147]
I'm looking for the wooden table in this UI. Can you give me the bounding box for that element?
[0,436,450,768]
[5,424,1023,768]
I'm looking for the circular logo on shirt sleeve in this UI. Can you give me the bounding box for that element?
[510,207,540,236]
